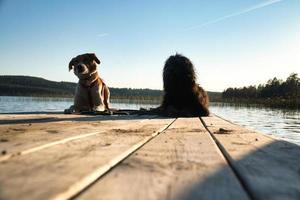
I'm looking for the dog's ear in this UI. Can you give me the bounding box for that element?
[89,53,100,64]
[68,58,75,71]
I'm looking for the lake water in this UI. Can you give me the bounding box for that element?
[0,96,299,145]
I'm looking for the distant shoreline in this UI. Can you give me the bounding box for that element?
[221,99,300,110]
[0,75,222,102]
[222,73,300,110]
[2,75,299,109]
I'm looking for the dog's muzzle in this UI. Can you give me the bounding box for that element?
[74,64,88,75]
[77,65,85,73]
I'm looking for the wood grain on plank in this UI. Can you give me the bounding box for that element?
[202,115,300,200]
[0,113,148,125]
[0,118,174,200]
[0,115,151,160]
[78,117,249,200]
[0,113,87,124]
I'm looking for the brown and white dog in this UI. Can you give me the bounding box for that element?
[65,53,110,113]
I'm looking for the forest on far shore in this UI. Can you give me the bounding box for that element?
[0,75,222,102]
[222,73,300,109]
[0,76,162,102]
[2,74,299,108]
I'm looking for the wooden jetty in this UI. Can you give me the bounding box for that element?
[0,113,300,200]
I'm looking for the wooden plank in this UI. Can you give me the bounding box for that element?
[78,118,249,200]
[0,117,174,200]
[201,115,300,200]
[0,115,151,160]
[0,113,88,124]
[0,113,144,124]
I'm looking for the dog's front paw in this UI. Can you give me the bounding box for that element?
[64,105,75,114]
[64,109,72,114]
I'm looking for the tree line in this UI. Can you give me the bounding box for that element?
[0,75,163,100]
[0,75,221,102]
[222,73,300,108]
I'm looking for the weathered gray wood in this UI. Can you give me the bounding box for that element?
[0,114,151,161]
[202,115,300,200]
[78,117,249,200]
[0,113,89,124]
[0,117,174,200]
[0,113,150,125]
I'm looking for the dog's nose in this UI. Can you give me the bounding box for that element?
[76,65,84,73]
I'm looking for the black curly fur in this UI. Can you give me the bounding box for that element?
[160,54,210,117]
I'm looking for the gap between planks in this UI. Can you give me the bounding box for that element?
[51,118,177,200]
[78,117,250,200]
[199,117,255,200]
[0,116,156,162]
[201,115,300,200]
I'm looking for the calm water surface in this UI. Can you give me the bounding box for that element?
[0,96,154,112]
[1,96,299,145]
[210,103,300,145]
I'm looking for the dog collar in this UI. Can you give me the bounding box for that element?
[79,71,99,88]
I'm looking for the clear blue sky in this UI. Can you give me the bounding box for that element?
[0,0,299,92]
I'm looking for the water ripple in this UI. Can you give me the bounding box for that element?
[211,102,300,146]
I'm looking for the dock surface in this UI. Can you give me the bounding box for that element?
[0,113,300,200]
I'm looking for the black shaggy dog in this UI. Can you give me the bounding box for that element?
[158,54,210,117]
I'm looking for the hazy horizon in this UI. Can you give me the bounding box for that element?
[1,0,299,92]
